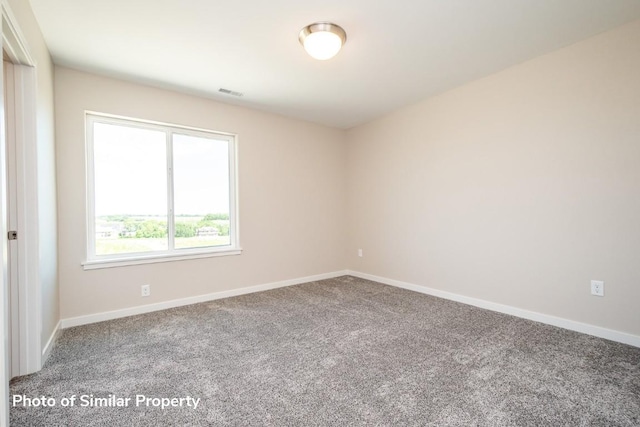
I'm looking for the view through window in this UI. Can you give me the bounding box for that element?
[86,113,237,261]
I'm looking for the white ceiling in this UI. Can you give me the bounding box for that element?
[29,0,640,129]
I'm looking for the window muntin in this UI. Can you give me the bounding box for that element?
[86,113,238,264]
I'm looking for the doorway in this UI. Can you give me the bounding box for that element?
[1,8,42,427]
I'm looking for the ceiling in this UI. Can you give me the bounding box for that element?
[29,0,640,129]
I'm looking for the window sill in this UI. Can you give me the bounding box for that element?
[82,248,242,270]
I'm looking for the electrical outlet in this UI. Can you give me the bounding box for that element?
[141,284,151,297]
[358,249,363,257]
[590,280,604,297]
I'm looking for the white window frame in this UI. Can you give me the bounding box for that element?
[83,112,241,270]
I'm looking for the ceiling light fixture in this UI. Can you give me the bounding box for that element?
[299,22,347,60]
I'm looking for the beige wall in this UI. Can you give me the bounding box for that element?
[6,0,59,351]
[346,20,640,336]
[55,67,346,319]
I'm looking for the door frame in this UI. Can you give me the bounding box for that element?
[1,1,40,425]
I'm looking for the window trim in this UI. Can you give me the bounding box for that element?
[84,111,241,269]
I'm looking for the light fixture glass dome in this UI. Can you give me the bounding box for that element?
[299,22,347,61]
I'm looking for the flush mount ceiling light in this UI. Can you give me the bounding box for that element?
[299,22,347,60]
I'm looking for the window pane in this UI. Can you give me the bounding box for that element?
[93,122,168,255]
[173,133,230,249]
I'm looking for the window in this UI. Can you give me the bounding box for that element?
[84,113,239,268]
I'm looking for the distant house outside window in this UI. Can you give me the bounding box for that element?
[84,112,240,268]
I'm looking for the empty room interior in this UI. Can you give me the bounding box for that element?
[2,0,640,425]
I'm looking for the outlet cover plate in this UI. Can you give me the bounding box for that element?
[590,280,604,297]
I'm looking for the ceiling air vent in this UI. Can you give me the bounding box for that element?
[218,88,243,97]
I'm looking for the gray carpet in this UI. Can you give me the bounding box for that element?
[9,276,640,426]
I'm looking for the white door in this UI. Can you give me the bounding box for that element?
[2,56,40,381]
[3,57,19,379]
[0,40,11,427]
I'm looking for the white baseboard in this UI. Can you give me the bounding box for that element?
[42,320,61,363]
[347,270,640,348]
[60,270,349,329]
[59,268,639,348]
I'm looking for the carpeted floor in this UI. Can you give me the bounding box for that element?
[9,276,640,426]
